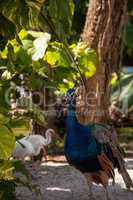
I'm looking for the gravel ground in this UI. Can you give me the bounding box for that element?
[16,158,133,200]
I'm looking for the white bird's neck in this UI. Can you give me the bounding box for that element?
[46,133,52,145]
[44,129,54,145]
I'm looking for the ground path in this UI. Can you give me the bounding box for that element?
[16,157,133,200]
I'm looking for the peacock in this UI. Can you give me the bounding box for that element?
[62,88,133,200]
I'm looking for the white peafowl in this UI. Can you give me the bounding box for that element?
[12,129,55,162]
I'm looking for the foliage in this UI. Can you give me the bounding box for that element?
[0,126,15,159]
[0,1,98,198]
[42,0,74,41]
[0,0,75,44]
[0,113,41,199]
[0,160,42,200]
[123,2,133,65]
[17,97,47,126]
[0,29,97,93]
[125,24,133,49]
[0,0,44,30]
[111,73,133,110]
[72,43,97,77]
[0,180,16,200]
[0,113,15,160]
[111,73,118,86]
[71,0,89,41]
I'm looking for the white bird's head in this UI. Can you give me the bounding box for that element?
[45,129,55,137]
[43,129,55,145]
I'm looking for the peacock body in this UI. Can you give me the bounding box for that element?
[65,108,102,168]
[63,88,133,199]
[64,89,113,172]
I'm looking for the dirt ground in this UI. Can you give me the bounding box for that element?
[16,157,133,200]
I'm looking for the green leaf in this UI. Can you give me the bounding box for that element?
[0,160,14,180]
[12,160,31,179]
[45,49,70,67]
[84,62,96,78]
[0,159,41,199]
[0,0,44,30]
[17,97,47,126]
[45,51,61,66]
[0,126,15,160]
[70,43,97,77]
[125,24,133,48]
[0,114,10,126]
[78,49,97,78]
[42,0,74,41]
[30,77,44,89]
[0,180,16,200]
[111,73,118,85]
[112,74,133,109]
[0,13,16,40]
[18,29,28,40]
[53,66,76,80]
[0,35,8,51]
[45,42,71,67]
[0,80,10,112]
[16,48,32,66]
[6,43,16,72]
[119,80,133,109]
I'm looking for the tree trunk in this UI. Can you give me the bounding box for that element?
[76,0,128,124]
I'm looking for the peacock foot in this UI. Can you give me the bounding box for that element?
[88,194,96,200]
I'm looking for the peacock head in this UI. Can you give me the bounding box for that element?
[66,88,76,110]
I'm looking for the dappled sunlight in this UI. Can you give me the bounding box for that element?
[125,158,133,170]
[41,161,68,167]
[15,159,133,200]
[46,187,71,192]
[40,171,48,175]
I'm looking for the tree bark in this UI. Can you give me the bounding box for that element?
[76,0,128,124]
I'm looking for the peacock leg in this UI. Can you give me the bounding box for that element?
[105,186,111,200]
[84,173,95,200]
[88,180,94,199]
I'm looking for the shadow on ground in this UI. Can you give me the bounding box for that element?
[16,159,133,200]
